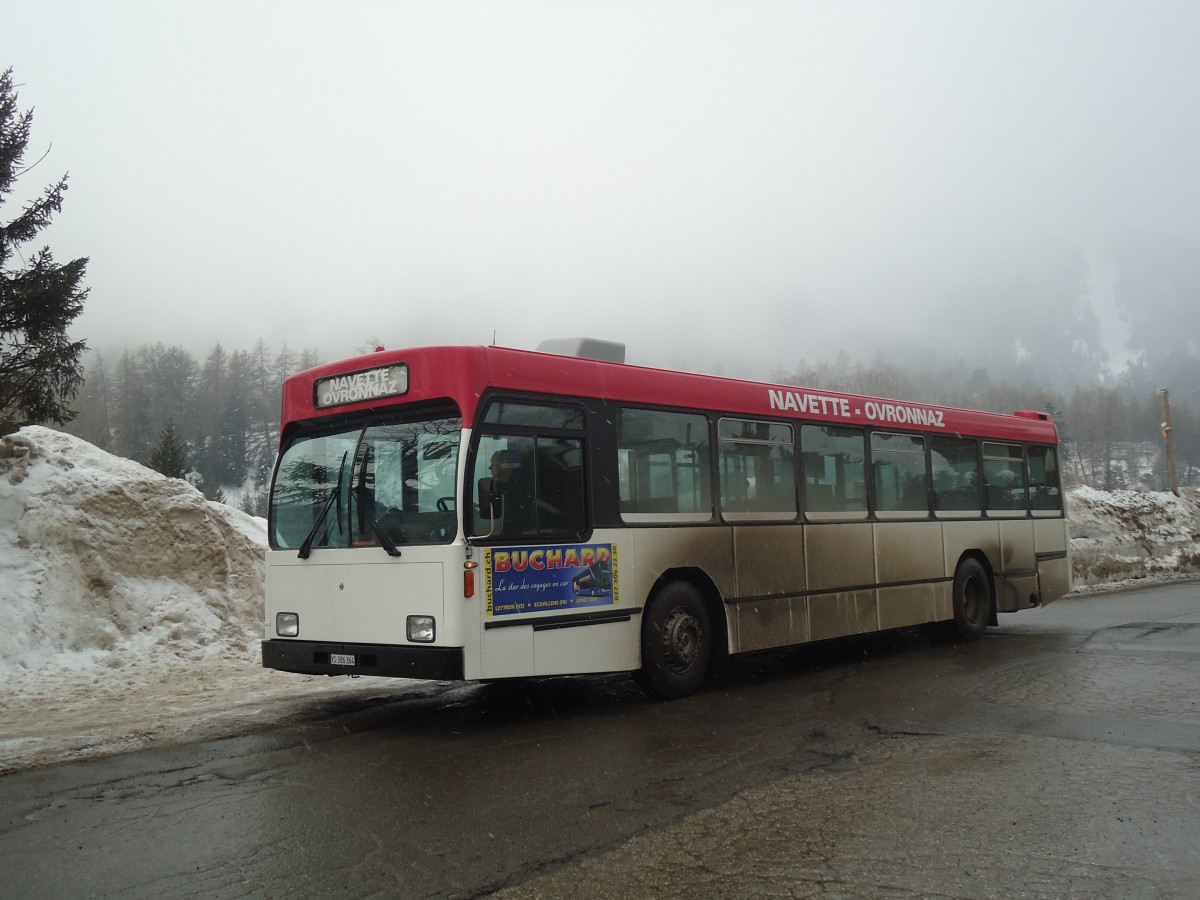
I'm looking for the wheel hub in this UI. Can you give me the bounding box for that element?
[662,608,702,672]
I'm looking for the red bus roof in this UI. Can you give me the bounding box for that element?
[281,344,1060,444]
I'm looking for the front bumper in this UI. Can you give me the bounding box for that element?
[262,640,465,680]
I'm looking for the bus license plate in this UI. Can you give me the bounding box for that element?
[330,653,356,666]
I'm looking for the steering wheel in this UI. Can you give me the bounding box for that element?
[436,496,454,512]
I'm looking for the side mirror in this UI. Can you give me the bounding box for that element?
[477,477,503,520]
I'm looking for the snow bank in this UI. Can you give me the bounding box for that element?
[1067,485,1200,588]
[0,426,401,774]
[1,426,1198,773]
[0,426,265,674]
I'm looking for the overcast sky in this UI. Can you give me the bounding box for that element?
[8,1,1199,377]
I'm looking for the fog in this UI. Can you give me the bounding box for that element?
[9,1,1200,379]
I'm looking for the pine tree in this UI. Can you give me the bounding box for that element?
[220,348,250,485]
[194,343,228,495]
[0,68,89,435]
[246,338,278,487]
[66,352,112,449]
[143,343,196,428]
[112,350,152,461]
[149,419,187,478]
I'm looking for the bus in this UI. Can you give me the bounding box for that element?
[263,339,1069,699]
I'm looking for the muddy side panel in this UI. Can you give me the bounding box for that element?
[733,525,807,652]
[805,523,877,640]
[875,521,947,629]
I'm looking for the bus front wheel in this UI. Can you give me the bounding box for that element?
[949,557,991,641]
[636,582,712,700]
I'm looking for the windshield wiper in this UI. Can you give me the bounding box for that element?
[297,451,347,559]
[348,442,402,557]
[371,516,401,557]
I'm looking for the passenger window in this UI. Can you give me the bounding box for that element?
[872,432,928,518]
[800,425,867,520]
[983,442,1027,516]
[719,419,796,521]
[618,408,711,522]
[1027,445,1063,515]
[931,437,981,518]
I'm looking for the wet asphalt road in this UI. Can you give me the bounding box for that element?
[3,582,1199,899]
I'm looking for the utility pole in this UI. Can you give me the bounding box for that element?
[1158,388,1179,496]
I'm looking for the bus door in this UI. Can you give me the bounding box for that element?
[467,399,633,677]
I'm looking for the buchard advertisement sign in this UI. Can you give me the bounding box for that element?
[484,543,618,617]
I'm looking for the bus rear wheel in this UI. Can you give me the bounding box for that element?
[636,582,712,700]
[949,557,991,641]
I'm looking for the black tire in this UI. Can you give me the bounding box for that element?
[949,557,991,641]
[636,582,712,700]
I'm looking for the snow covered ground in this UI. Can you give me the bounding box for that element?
[2,427,1198,774]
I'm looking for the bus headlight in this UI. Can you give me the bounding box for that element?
[276,612,299,637]
[407,615,435,643]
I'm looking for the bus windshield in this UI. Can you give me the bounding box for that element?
[270,410,462,552]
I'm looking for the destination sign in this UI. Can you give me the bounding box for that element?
[314,364,409,409]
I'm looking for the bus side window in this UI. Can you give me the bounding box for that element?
[1028,445,1063,515]
[931,436,981,517]
[983,442,1027,515]
[800,425,866,520]
[871,432,928,518]
[618,407,712,523]
[718,418,796,520]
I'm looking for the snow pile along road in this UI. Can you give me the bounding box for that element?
[0,426,264,675]
[1067,485,1200,588]
[0,426,389,774]
[0,426,1198,773]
